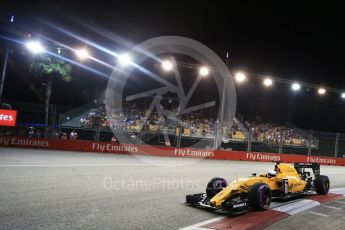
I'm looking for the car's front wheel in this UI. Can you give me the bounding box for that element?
[248,182,272,210]
[206,177,228,199]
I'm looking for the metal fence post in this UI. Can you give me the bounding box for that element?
[247,126,252,152]
[173,127,177,147]
[58,114,62,133]
[307,131,312,156]
[0,46,10,104]
[138,130,143,144]
[213,121,220,150]
[335,133,339,158]
[278,131,283,154]
[94,118,100,142]
[157,130,161,145]
[177,126,182,147]
[213,123,217,150]
[136,131,140,144]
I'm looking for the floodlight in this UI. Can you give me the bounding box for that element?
[199,66,209,77]
[26,41,45,54]
[291,82,301,91]
[161,60,173,71]
[75,48,90,60]
[235,72,247,83]
[263,78,273,87]
[318,88,326,95]
[118,53,132,66]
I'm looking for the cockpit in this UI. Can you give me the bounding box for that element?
[267,169,277,178]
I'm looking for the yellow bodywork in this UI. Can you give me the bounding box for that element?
[210,163,307,207]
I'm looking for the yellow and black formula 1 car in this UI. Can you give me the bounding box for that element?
[186,162,330,214]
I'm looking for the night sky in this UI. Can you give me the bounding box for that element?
[1,0,345,132]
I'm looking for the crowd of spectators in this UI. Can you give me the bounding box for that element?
[0,102,306,147]
[78,101,244,139]
[222,115,245,140]
[48,130,78,140]
[80,106,107,129]
[1,126,43,138]
[178,110,216,137]
[245,118,306,146]
[77,100,306,146]
[0,126,78,141]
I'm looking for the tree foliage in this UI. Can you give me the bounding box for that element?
[29,55,72,82]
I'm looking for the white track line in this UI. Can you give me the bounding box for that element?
[322,205,342,210]
[335,201,345,204]
[330,188,345,195]
[272,199,320,215]
[307,211,329,217]
[179,217,224,230]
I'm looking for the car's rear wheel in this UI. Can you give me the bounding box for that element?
[248,182,271,210]
[206,177,228,199]
[314,175,330,195]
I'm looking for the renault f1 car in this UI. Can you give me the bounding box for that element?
[186,162,330,214]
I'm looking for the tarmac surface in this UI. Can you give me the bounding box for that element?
[1,147,344,229]
[266,196,345,230]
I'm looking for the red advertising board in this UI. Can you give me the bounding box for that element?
[0,109,17,126]
[0,136,345,166]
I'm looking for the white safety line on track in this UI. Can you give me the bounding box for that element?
[307,211,329,217]
[322,205,342,210]
[272,199,320,215]
[330,188,345,195]
[335,201,345,204]
[179,217,223,230]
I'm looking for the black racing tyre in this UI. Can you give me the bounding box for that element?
[206,177,228,199]
[248,183,272,211]
[314,175,330,195]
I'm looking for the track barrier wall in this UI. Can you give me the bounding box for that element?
[1,136,344,166]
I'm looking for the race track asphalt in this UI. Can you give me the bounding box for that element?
[1,147,345,229]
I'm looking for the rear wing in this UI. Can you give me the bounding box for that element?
[294,162,320,177]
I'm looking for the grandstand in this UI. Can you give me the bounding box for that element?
[59,99,319,155]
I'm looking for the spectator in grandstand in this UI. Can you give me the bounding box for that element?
[28,126,35,138]
[36,129,42,138]
[5,127,12,136]
[70,130,78,140]
[202,129,206,136]
[61,133,68,140]
[165,140,171,146]
[111,136,118,143]
[52,130,60,139]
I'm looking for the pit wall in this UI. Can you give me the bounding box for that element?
[0,136,344,166]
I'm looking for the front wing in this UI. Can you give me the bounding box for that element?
[186,193,250,214]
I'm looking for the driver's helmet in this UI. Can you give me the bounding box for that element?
[267,169,277,177]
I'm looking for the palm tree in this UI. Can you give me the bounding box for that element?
[29,55,72,137]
